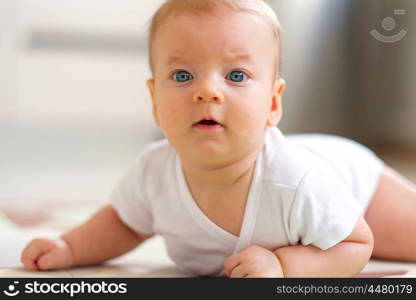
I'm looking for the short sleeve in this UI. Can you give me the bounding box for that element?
[109,151,154,235]
[288,167,361,250]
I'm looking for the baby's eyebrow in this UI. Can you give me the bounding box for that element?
[165,52,253,66]
[166,55,188,66]
[223,53,253,62]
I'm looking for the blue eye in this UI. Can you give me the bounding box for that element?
[172,70,193,82]
[226,70,248,82]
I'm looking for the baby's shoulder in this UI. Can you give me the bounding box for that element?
[141,138,172,156]
[263,146,346,198]
[262,141,315,189]
[263,128,344,189]
[133,138,175,171]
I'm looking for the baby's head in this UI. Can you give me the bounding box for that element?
[146,0,286,167]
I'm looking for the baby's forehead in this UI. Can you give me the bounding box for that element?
[181,10,266,25]
[156,11,274,47]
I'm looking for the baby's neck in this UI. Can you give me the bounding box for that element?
[181,147,261,191]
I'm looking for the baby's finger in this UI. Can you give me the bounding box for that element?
[21,242,42,270]
[223,253,242,277]
[229,264,248,278]
[20,249,39,271]
[20,239,54,270]
[36,251,58,271]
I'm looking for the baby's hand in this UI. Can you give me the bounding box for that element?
[223,245,284,278]
[21,237,75,271]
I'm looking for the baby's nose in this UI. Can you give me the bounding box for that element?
[193,94,223,103]
[193,81,224,104]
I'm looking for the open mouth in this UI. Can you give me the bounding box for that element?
[193,118,224,131]
[197,119,220,125]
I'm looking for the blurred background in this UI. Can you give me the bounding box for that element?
[0,0,415,229]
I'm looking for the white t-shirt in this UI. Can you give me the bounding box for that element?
[110,127,384,276]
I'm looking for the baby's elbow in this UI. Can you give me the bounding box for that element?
[344,216,374,263]
[362,224,374,261]
[354,230,374,267]
[366,227,374,251]
[355,230,374,273]
[357,217,374,260]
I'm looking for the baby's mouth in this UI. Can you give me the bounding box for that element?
[193,118,224,131]
[197,119,220,125]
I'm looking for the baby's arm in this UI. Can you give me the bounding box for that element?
[21,204,153,271]
[273,216,373,277]
[224,216,373,277]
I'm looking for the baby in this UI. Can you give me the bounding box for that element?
[21,0,416,277]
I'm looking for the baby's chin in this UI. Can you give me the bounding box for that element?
[190,138,228,156]
[177,141,232,164]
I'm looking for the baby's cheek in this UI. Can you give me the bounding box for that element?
[159,107,187,132]
[245,106,268,125]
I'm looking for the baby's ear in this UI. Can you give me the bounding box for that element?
[266,78,285,127]
[274,78,286,97]
[146,78,155,100]
[146,79,160,126]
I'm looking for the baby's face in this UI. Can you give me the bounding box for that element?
[147,11,285,166]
